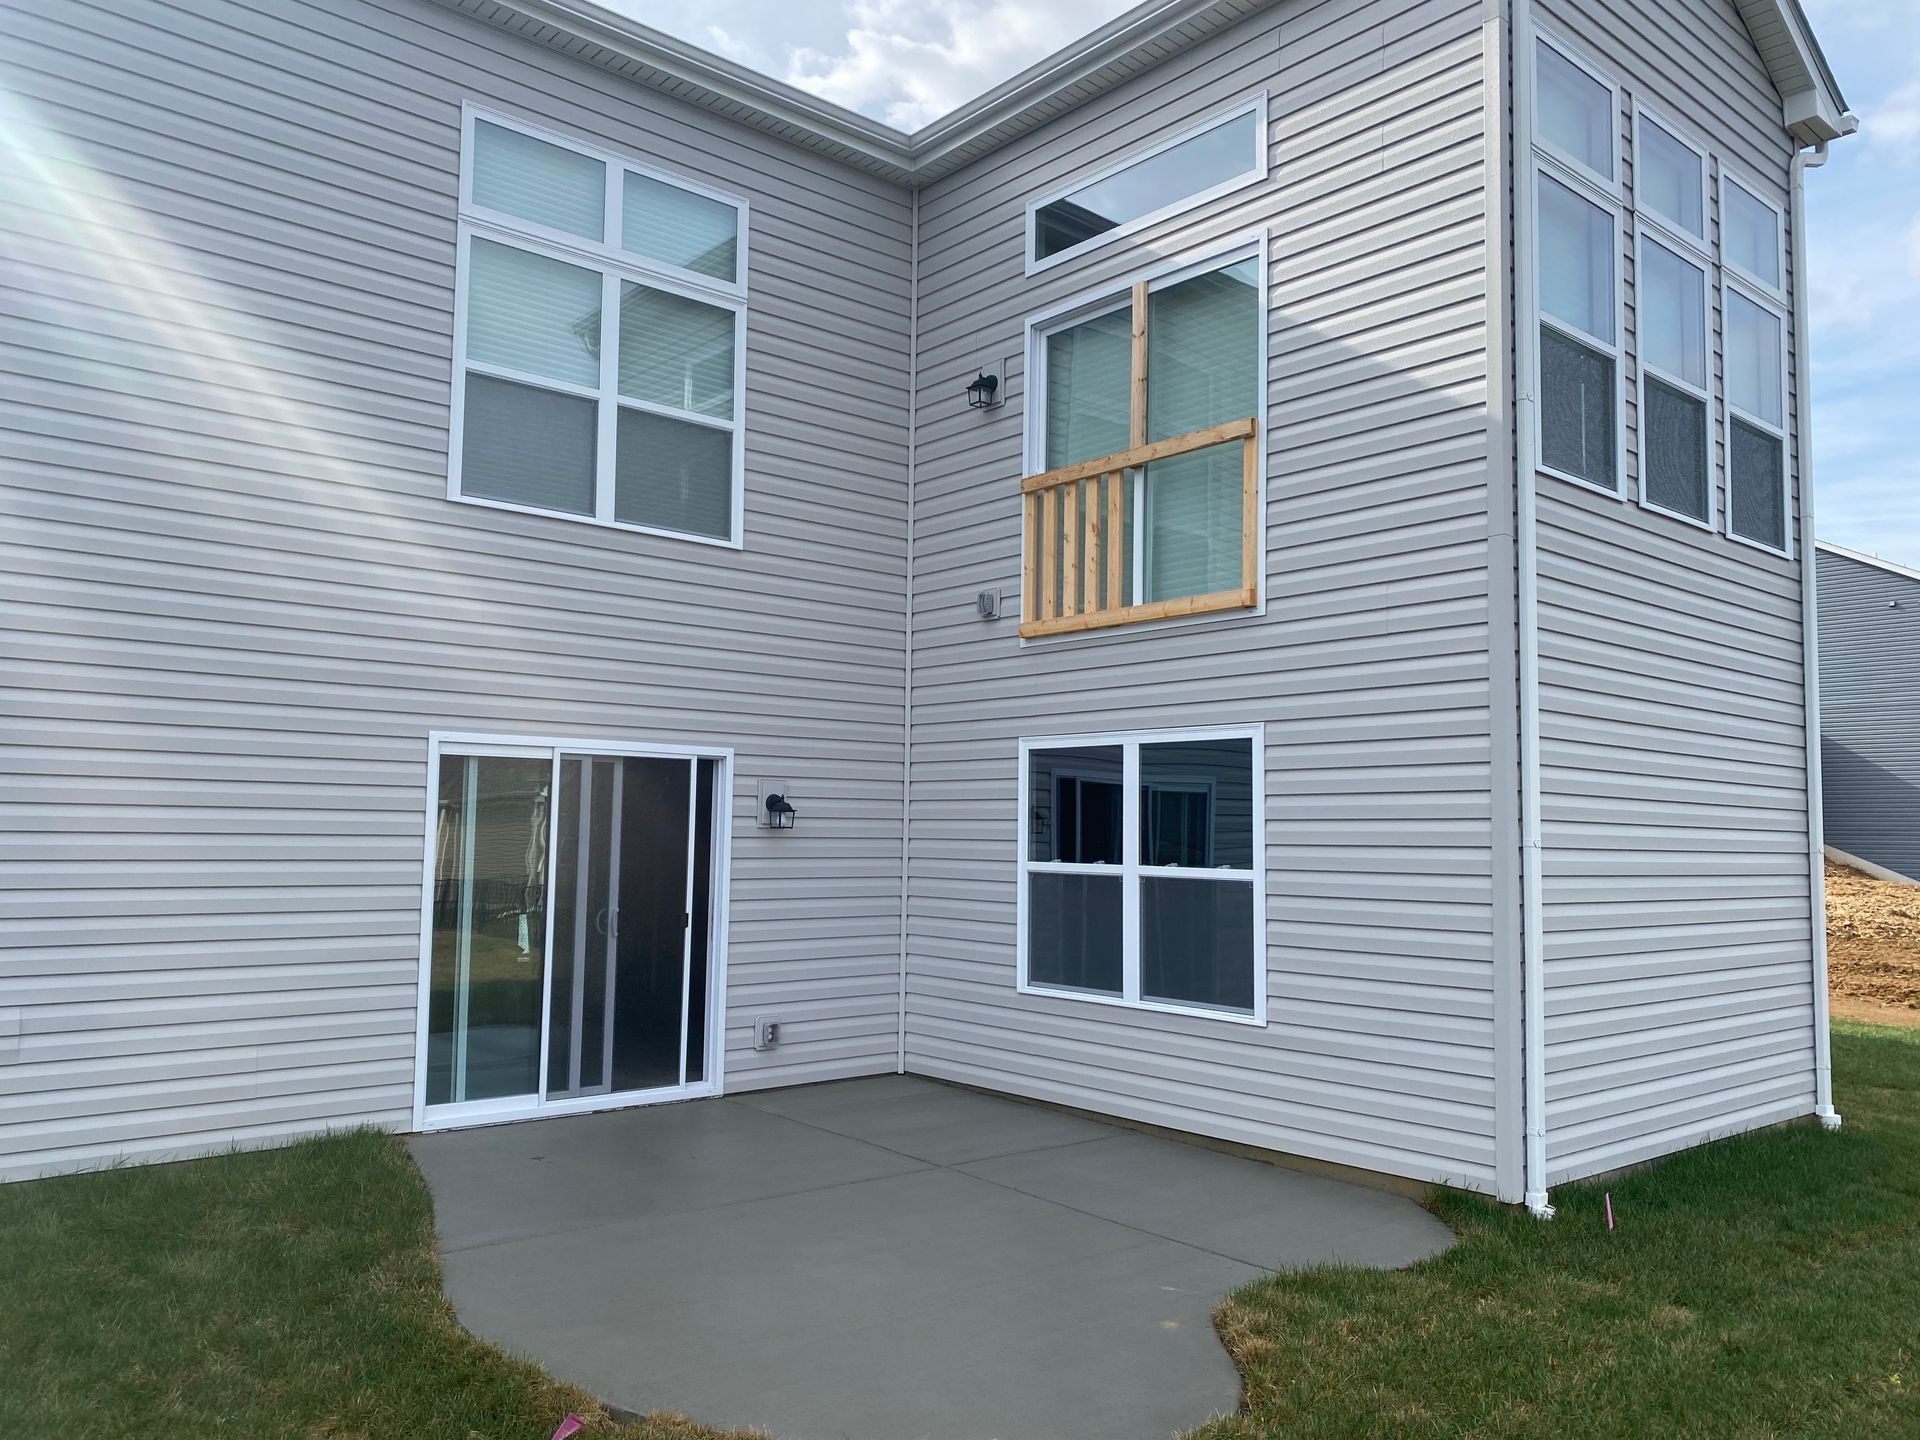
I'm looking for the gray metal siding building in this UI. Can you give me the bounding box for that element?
[1817,544,1920,883]
[0,0,1850,1209]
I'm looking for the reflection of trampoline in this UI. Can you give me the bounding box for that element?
[423,748,722,1120]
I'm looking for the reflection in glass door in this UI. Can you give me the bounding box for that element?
[424,745,721,1120]
[426,755,551,1106]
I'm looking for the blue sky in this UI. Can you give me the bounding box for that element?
[617,0,1917,565]
[1802,0,1920,567]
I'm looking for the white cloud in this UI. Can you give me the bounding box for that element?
[782,0,1132,130]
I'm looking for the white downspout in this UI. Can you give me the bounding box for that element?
[1509,0,1552,1219]
[1793,120,1854,1129]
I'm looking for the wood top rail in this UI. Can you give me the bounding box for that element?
[1019,418,1258,494]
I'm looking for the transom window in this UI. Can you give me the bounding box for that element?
[1019,730,1264,1022]
[451,109,748,546]
[1021,244,1263,637]
[1027,97,1266,273]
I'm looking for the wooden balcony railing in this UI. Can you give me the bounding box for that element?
[1019,417,1259,639]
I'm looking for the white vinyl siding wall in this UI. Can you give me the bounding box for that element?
[0,0,911,1181]
[906,0,1507,1193]
[1528,0,1815,1184]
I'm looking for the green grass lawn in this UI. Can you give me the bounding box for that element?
[1,1023,1915,1439]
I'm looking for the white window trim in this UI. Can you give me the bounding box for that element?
[1532,29,1623,198]
[1024,92,1269,277]
[449,104,750,549]
[1633,221,1715,532]
[1630,101,1711,261]
[1015,725,1268,1027]
[410,730,735,1133]
[1529,164,1628,498]
[1019,231,1270,642]
[1718,165,1788,304]
[1721,275,1793,558]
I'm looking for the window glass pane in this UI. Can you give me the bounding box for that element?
[1639,236,1705,387]
[1538,174,1614,341]
[1724,180,1780,287]
[467,238,602,388]
[461,373,596,514]
[1145,258,1260,602]
[1029,745,1123,864]
[1638,118,1702,239]
[472,119,605,241]
[1540,324,1616,487]
[1141,877,1255,1013]
[1028,872,1123,995]
[1726,289,1784,427]
[427,754,551,1106]
[1140,737,1254,869]
[1537,43,1613,178]
[1730,417,1786,550]
[1034,110,1258,261]
[614,408,732,539]
[618,283,735,420]
[1643,376,1708,521]
[623,170,739,283]
[1045,308,1132,469]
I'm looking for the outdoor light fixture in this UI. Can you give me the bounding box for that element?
[764,792,797,830]
[966,371,1000,409]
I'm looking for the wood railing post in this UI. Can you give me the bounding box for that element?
[1040,487,1059,622]
[1061,482,1079,618]
[1241,432,1259,604]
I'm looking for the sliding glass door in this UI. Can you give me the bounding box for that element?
[422,741,723,1124]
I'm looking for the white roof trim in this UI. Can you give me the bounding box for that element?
[1816,541,1920,587]
[434,0,1849,182]
[1731,0,1851,142]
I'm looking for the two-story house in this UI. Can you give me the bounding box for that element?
[0,0,1851,1217]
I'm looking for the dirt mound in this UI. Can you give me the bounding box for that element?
[1826,858,1920,1013]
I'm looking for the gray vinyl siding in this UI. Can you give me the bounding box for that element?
[0,0,911,1180]
[1817,547,1920,882]
[905,0,1507,1193]
[1530,0,1816,1183]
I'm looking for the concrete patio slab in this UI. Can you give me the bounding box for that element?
[409,1075,1454,1440]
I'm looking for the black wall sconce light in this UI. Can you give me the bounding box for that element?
[764,792,797,830]
[966,371,1001,410]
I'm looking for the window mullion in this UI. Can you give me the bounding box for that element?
[1122,741,1141,1004]
[596,269,619,522]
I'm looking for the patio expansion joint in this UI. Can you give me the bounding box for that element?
[733,1101,1277,1272]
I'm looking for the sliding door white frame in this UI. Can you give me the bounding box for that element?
[410,731,734,1132]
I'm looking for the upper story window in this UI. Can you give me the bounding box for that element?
[1020,241,1264,638]
[1725,284,1788,550]
[1636,115,1706,244]
[1026,96,1266,274]
[1536,41,1616,184]
[1020,728,1264,1023]
[1529,41,1797,558]
[1722,174,1785,295]
[451,109,748,547]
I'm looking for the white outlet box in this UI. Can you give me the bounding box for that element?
[754,1017,781,1050]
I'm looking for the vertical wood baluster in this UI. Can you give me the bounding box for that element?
[1040,486,1059,622]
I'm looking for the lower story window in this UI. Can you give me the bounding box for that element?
[1020,728,1263,1021]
